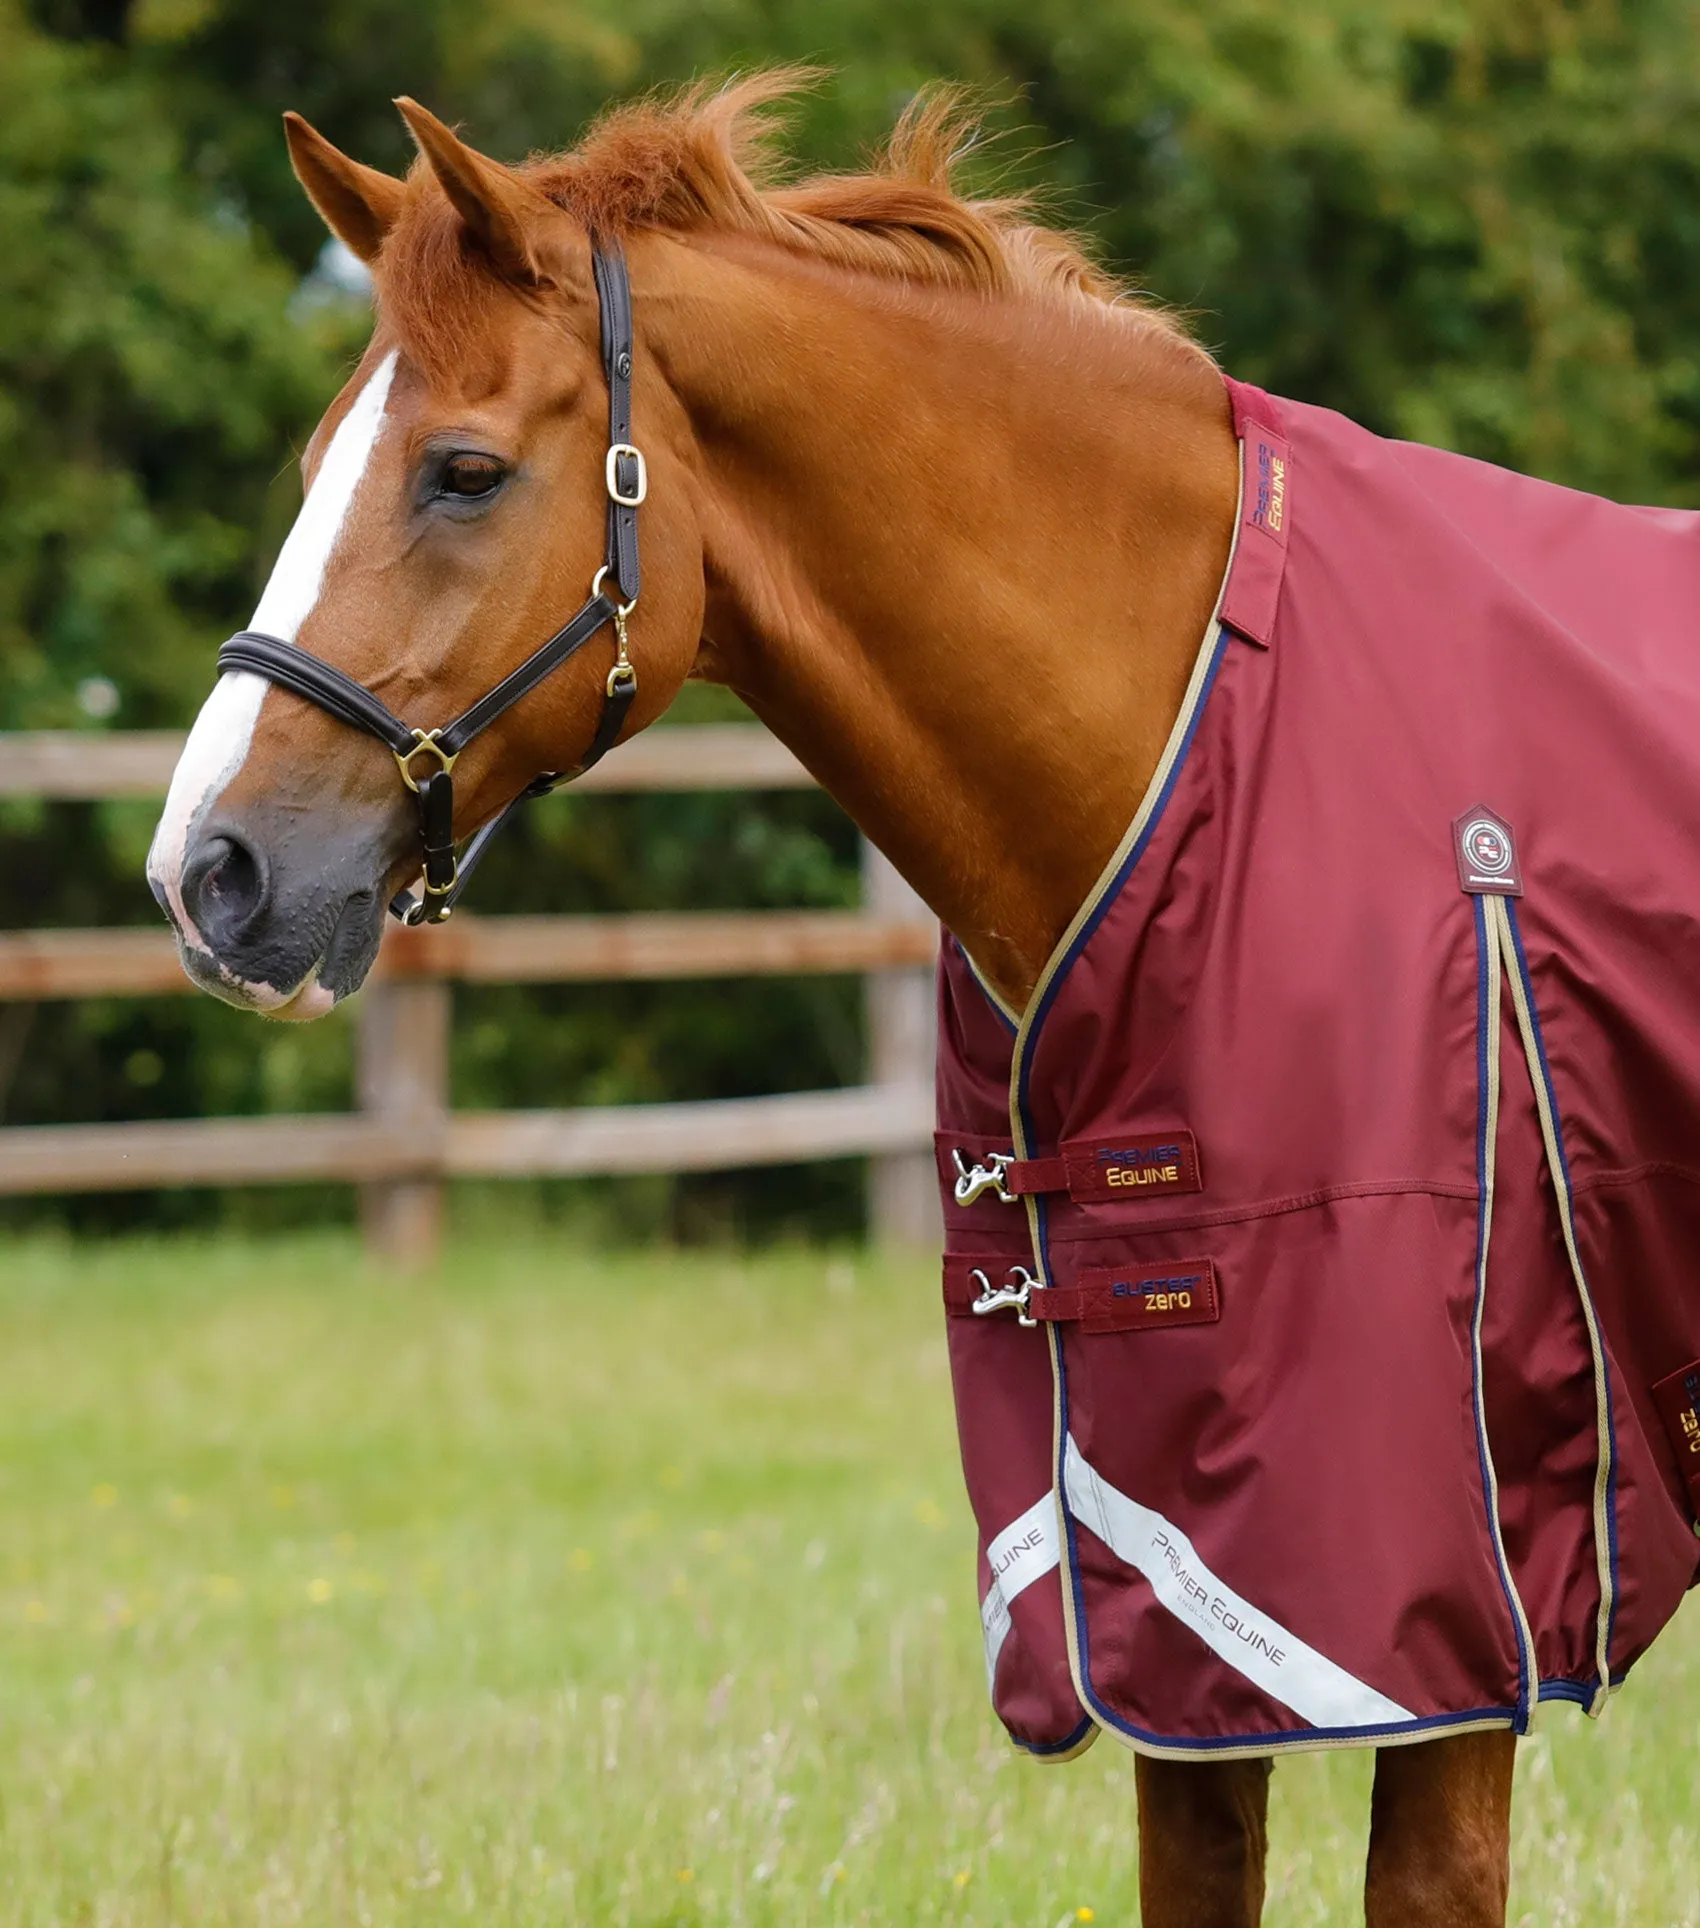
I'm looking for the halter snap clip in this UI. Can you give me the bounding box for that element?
[591,565,640,702]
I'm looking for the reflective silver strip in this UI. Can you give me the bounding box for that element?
[980,1491,1061,1691]
[1063,1437,1415,1730]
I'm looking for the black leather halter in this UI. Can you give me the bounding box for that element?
[216,244,645,926]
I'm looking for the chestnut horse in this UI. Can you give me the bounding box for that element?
[147,78,1518,1924]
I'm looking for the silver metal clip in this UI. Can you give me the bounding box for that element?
[952,1148,1017,1207]
[969,1264,1039,1327]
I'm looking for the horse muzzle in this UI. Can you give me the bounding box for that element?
[149,803,395,1019]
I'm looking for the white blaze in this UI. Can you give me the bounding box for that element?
[148,351,399,947]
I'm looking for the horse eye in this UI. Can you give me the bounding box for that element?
[439,454,506,498]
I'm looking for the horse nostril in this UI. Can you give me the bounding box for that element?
[182,831,269,948]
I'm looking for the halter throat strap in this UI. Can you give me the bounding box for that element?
[215,242,643,926]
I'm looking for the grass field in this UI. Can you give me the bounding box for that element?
[0,1235,1692,1926]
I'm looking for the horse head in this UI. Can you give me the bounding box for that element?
[147,100,704,1018]
[150,78,1237,1016]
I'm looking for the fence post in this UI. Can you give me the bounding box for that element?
[355,976,450,1267]
[861,839,939,1248]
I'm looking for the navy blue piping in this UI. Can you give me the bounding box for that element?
[1020,626,1234,1308]
[1014,624,1232,1162]
[1471,896,1534,1731]
[1027,628,1515,1750]
[1538,1660,1633,1708]
[1052,1322,1516,1751]
[1504,900,1621,1669]
[1012,1713,1096,1758]
[952,934,1018,1038]
[1537,1679,1593,1709]
[1036,626,1232,1748]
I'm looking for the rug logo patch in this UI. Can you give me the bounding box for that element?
[1453,804,1524,896]
[1064,1130,1202,1202]
[1073,1258,1220,1333]
[1250,438,1288,542]
[1652,1359,1700,1514]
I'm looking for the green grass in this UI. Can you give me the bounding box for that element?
[0,1236,1692,1926]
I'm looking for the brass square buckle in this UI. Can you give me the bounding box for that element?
[393,729,459,795]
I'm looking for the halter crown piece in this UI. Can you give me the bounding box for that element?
[216,245,645,925]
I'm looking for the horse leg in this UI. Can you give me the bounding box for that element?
[1135,1754,1273,1928]
[1364,1732,1516,1927]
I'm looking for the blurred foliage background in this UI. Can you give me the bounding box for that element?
[5,0,1700,1236]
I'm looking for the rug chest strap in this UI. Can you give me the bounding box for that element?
[944,1257,1222,1334]
[949,1149,1067,1206]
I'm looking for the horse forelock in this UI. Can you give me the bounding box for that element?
[371,70,1201,384]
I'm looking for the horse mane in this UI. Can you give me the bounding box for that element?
[377,72,1198,367]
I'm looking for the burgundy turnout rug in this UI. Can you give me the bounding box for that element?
[937,378,1700,1759]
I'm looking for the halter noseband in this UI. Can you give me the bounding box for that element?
[215,244,645,927]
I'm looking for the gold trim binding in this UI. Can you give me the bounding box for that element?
[1022,1722,1100,1767]
[1473,901,1542,1730]
[1492,894,1617,1715]
[1012,444,1244,1754]
[962,948,1021,1030]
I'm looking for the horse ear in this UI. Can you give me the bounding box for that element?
[393,97,552,285]
[283,113,405,265]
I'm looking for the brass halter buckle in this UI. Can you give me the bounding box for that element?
[393,728,460,795]
[607,610,637,698]
[400,872,458,928]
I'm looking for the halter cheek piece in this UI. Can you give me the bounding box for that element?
[215,245,645,927]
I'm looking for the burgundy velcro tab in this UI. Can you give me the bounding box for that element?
[1005,1156,1068,1196]
[1652,1359,1700,1512]
[1061,1131,1202,1203]
[1030,1259,1220,1334]
[1219,382,1290,648]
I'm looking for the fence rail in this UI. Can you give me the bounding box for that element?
[0,911,937,1002]
[0,1085,934,1196]
[1,723,939,1260]
[0,723,814,799]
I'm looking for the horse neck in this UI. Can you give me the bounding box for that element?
[638,234,1240,1009]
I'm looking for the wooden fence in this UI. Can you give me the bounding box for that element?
[0,726,939,1261]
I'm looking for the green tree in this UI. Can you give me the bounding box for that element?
[12,0,1700,1235]
[0,0,349,735]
